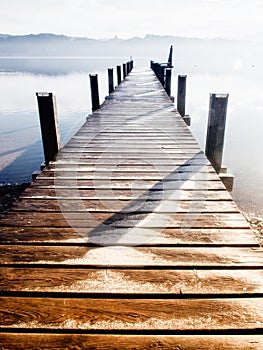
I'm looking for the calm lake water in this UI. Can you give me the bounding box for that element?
[0,56,262,217]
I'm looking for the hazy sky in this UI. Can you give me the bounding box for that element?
[1,0,263,40]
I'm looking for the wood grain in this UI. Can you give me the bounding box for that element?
[1,246,262,266]
[1,334,263,350]
[1,297,263,330]
[1,268,263,294]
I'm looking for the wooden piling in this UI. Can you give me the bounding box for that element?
[123,63,127,79]
[126,62,130,75]
[108,68,114,95]
[89,74,100,111]
[177,75,187,117]
[168,45,173,67]
[160,64,167,86]
[205,93,229,174]
[36,92,61,166]
[165,68,172,97]
[117,65,121,85]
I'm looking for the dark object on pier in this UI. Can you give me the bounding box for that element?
[89,74,100,111]
[205,93,229,174]
[108,68,114,95]
[168,45,173,67]
[36,92,61,166]
[123,63,127,79]
[177,75,187,117]
[165,68,172,97]
[117,65,122,85]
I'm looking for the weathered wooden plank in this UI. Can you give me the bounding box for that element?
[21,186,232,200]
[1,334,263,350]
[51,158,210,166]
[37,172,222,181]
[69,137,200,143]
[64,143,202,150]
[47,163,212,171]
[1,297,263,330]
[1,268,263,294]
[0,246,262,266]
[61,148,201,154]
[11,199,239,214]
[0,227,256,245]
[0,212,250,229]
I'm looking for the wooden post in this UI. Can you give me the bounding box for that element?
[168,45,173,67]
[205,93,229,174]
[108,68,114,95]
[89,74,100,111]
[131,60,134,70]
[154,62,158,75]
[36,92,61,165]
[160,64,166,86]
[123,63,127,79]
[156,63,160,80]
[117,65,121,85]
[126,62,130,75]
[177,75,187,117]
[165,68,172,97]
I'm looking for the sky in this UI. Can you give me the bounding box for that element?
[1,0,263,40]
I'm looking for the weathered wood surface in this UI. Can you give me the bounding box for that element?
[0,68,262,349]
[1,334,263,350]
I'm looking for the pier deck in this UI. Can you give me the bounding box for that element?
[0,68,263,349]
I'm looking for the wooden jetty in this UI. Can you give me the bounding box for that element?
[0,65,263,349]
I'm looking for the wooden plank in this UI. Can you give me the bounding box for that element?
[1,268,263,294]
[36,172,223,181]
[1,334,263,350]
[11,199,239,214]
[0,212,250,228]
[51,158,210,165]
[0,227,257,245]
[21,187,232,200]
[47,163,212,171]
[0,246,262,266]
[1,297,263,330]
[56,154,207,161]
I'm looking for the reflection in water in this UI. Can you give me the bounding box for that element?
[0,57,262,217]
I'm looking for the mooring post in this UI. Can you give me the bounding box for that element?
[123,63,127,79]
[160,64,166,86]
[155,63,160,80]
[165,68,172,97]
[154,62,158,76]
[108,68,114,95]
[117,65,121,85]
[205,93,229,174]
[36,92,61,166]
[177,75,187,117]
[89,74,100,111]
[126,62,130,75]
[168,45,173,67]
[131,60,134,70]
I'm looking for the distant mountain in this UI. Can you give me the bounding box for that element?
[0,33,257,59]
